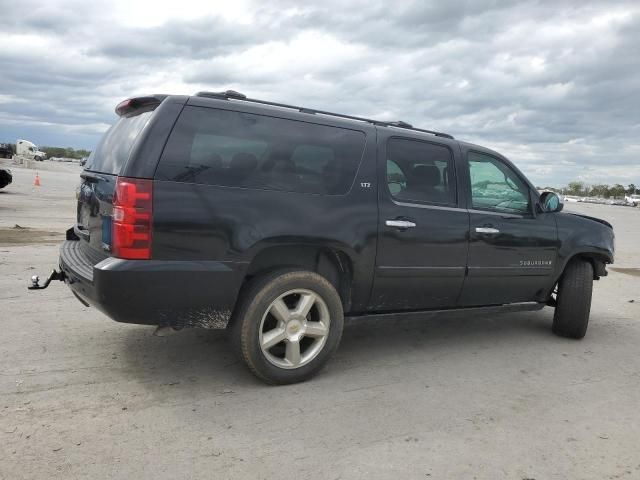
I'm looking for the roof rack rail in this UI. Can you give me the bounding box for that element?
[194,90,454,140]
[196,90,246,100]
[387,121,413,128]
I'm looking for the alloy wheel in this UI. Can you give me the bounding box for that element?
[258,289,331,369]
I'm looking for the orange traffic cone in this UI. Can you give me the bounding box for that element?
[33,173,41,187]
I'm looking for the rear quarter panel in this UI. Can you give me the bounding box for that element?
[151,120,378,312]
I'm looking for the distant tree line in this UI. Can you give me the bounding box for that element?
[537,182,638,199]
[0,143,91,160]
[41,146,91,160]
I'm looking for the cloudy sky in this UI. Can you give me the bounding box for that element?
[0,0,638,186]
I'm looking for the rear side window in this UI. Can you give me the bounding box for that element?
[85,111,153,174]
[386,138,456,205]
[155,106,366,195]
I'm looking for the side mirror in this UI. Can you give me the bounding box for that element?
[539,191,564,213]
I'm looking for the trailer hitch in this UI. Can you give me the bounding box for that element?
[28,269,65,290]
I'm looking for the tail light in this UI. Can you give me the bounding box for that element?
[112,177,152,259]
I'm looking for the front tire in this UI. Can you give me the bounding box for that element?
[231,270,344,385]
[552,259,594,339]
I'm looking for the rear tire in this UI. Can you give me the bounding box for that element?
[230,270,344,385]
[552,259,593,339]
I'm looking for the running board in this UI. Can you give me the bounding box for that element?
[346,302,545,321]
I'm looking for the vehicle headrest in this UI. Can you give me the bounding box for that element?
[410,165,440,187]
[262,150,291,172]
[271,158,296,174]
[230,152,258,172]
[204,153,223,169]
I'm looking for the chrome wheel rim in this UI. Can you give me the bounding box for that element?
[259,289,331,369]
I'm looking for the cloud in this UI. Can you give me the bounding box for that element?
[0,0,638,186]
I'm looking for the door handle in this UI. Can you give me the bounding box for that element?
[475,227,500,234]
[385,220,416,229]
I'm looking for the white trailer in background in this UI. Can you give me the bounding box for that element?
[16,139,47,161]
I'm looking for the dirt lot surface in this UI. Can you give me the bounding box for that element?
[1,161,639,479]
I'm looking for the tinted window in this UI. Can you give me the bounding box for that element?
[468,151,530,214]
[386,159,405,196]
[156,106,366,195]
[386,138,456,205]
[86,111,153,174]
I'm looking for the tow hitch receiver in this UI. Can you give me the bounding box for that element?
[28,269,66,290]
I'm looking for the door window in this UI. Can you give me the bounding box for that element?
[468,152,530,214]
[386,138,456,205]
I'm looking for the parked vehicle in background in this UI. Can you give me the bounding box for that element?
[31,91,615,384]
[16,139,47,161]
[625,194,640,206]
[0,142,14,159]
[0,167,12,189]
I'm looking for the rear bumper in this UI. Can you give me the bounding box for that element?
[59,240,246,328]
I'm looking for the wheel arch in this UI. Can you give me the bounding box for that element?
[556,249,611,282]
[241,243,355,312]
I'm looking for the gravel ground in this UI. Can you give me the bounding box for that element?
[1,162,639,479]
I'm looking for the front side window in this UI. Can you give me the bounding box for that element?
[386,138,456,205]
[468,151,530,214]
[156,106,366,195]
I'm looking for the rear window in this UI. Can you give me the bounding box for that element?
[85,111,153,174]
[155,106,366,195]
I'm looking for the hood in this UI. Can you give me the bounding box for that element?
[566,212,613,229]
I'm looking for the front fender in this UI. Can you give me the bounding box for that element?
[554,212,614,281]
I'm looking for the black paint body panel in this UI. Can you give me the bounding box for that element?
[460,209,559,305]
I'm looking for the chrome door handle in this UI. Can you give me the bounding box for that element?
[385,220,416,229]
[475,227,500,234]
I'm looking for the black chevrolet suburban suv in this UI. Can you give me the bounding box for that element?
[31,91,615,384]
